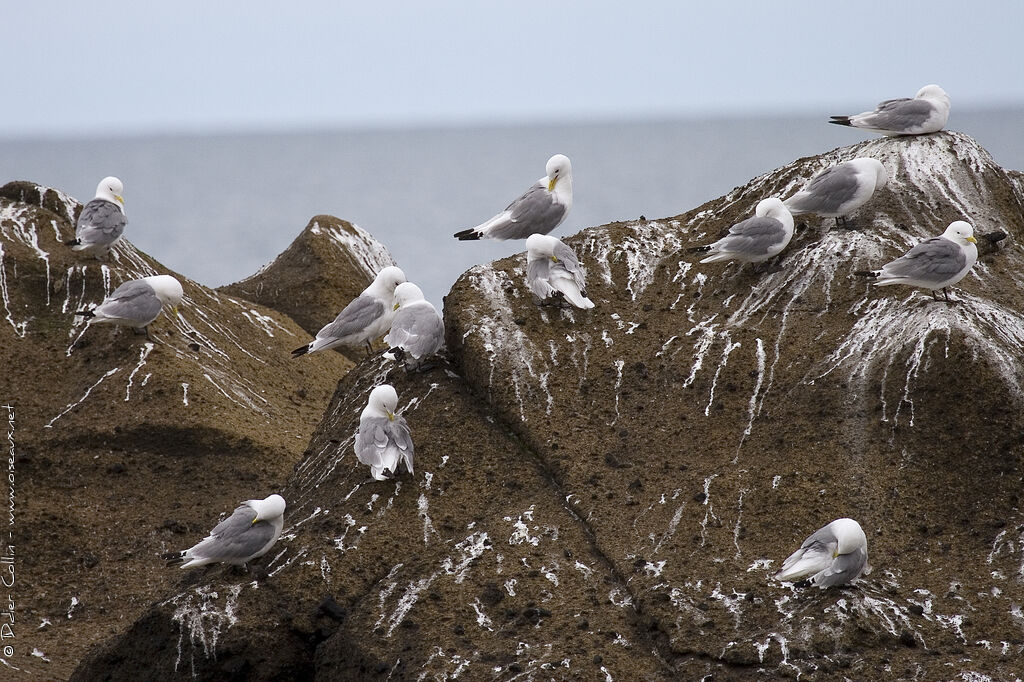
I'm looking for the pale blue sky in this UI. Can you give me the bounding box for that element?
[4,1,1022,138]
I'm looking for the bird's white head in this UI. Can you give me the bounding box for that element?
[144,275,184,311]
[943,220,977,245]
[545,154,572,192]
[374,266,407,294]
[96,176,125,206]
[916,84,949,103]
[526,233,559,259]
[367,384,399,420]
[247,494,286,523]
[392,281,425,311]
[829,518,867,555]
[754,197,787,218]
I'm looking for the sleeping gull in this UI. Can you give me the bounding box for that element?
[76,274,182,339]
[292,265,406,357]
[855,220,977,302]
[66,176,127,257]
[689,198,794,265]
[164,494,286,569]
[383,282,445,370]
[829,84,950,136]
[525,234,595,308]
[454,154,572,240]
[774,518,869,588]
[784,158,888,228]
[355,384,414,481]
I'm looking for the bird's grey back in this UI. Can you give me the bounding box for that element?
[389,305,444,358]
[815,546,867,587]
[493,183,566,239]
[884,237,965,279]
[868,98,936,130]
[356,415,414,463]
[97,279,162,323]
[788,165,860,213]
[320,295,385,340]
[552,241,586,287]
[77,199,126,243]
[193,505,276,562]
[721,216,786,255]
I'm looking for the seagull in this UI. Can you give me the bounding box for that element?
[66,176,127,257]
[689,198,794,264]
[164,494,286,569]
[774,518,869,588]
[292,266,406,357]
[855,220,978,302]
[454,154,573,240]
[784,158,888,228]
[76,274,182,340]
[354,384,414,481]
[383,282,445,370]
[829,84,950,136]
[525,234,595,308]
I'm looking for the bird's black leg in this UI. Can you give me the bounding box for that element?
[365,340,374,356]
[836,216,848,229]
[930,290,940,302]
[943,288,951,303]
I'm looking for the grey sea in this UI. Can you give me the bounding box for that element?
[2,111,1021,307]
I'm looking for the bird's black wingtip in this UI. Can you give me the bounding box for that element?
[828,117,853,127]
[687,245,712,254]
[453,229,481,241]
[162,551,184,565]
[853,270,877,278]
[65,238,81,247]
[291,344,310,358]
[76,308,95,318]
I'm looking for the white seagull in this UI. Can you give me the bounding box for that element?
[690,198,795,264]
[354,385,414,481]
[383,282,445,370]
[784,158,889,227]
[77,274,183,339]
[856,220,978,302]
[454,154,573,241]
[525,234,595,308]
[774,518,869,588]
[165,494,286,569]
[292,266,407,357]
[66,176,127,257]
[829,84,950,136]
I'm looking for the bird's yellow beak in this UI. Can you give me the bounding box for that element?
[114,194,125,205]
[548,177,558,192]
[551,256,559,263]
[172,306,179,316]
[832,551,839,558]
[966,236,977,244]
[393,302,400,311]
[387,412,395,421]
[251,517,259,525]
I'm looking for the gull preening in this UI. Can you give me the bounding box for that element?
[292,266,407,357]
[76,274,183,339]
[164,494,286,569]
[774,518,869,588]
[355,384,414,481]
[690,197,794,264]
[525,234,595,308]
[454,154,573,241]
[784,158,888,227]
[66,176,127,257]
[829,84,950,136]
[383,282,445,370]
[855,220,978,301]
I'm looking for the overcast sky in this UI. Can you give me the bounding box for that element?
[3,1,1022,138]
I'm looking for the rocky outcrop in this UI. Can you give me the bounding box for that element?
[218,215,396,339]
[61,132,1024,680]
[0,182,351,679]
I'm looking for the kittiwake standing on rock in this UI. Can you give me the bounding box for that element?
[829,84,950,136]
[292,265,406,357]
[855,220,978,302]
[689,198,794,265]
[355,384,414,481]
[383,282,444,370]
[774,517,869,588]
[164,494,286,569]
[66,176,127,257]
[784,158,888,228]
[525,234,595,308]
[76,274,182,339]
[454,154,572,241]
